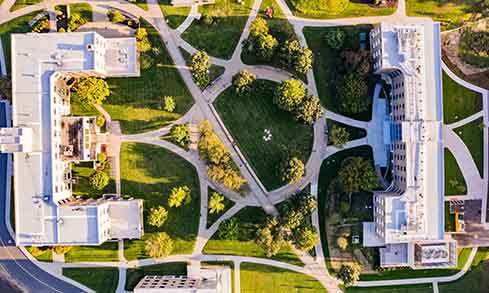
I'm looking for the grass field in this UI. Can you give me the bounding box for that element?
[317,146,374,273]
[9,0,42,11]
[326,119,367,145]
[121,143,200,259]
[0,11,41,73]
[125,262,187,291]
[104,19,193,134]
[128,0,148,11]
[207,187,235,228]
[182,0,253,59]
[214,79,313,190]
[303,25,375,121]
[65,242,119,262]
[443,71,482,124]
[444,148,467,196]
[158,0,190,29]
[345,284,433,293]
[454,117,484,177]
[406,0,478,30]
[286,0,395,19]
[63,267,118,293]
[71,162,116,198]
[240,262,324,292]
[203,206,304,266]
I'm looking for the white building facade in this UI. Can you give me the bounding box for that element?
[0,32,143,246]
[363,21,457,269]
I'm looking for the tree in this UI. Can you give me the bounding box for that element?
[97,152,107,163]
[338,263,362,286]
[337,236,348,250]
[191,51,211,88]
[249,17,269,38]
[89,171,110,190]
[209,192,225,214]
[336,73,370,115]
[281,157,305,184]
[283,209,304,230]
[279,40,313,74]
[294,95,323,125]
[256,218,285,257]
[233,70,256,96]
[96,115,105,128]
[294,47,313,74]
[170,124,190,148]
[274,79,307,112]
[148,206,168,227]
[329,125,349,148]
[338,157,378,203]
[145,232,174,258]
[108,9,125,23]
[163,96,176,112]
[168,186,191,208]
[75,77,110,104]
[217,218,240,240]
[324,28,345,49]
[256,33,278,61]
[135,28,151,53]
[294,226,319,252]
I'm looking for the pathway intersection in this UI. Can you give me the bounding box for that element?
[1,0,488,292]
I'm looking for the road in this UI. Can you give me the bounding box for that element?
[0,102,85,293]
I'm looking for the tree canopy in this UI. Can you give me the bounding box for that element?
[336,72,370,115]
[209,192,225,214]
[145,232,174,258]
[281,157,305,184]
[337,156,378,196]
[274,79,307,112]
[255,218,285,257]
[329,125,349,148]
[75,77,110,105]
[191,51,211,88]
[148,206,168,227]
[233,70,256,96]
[338,263,362,286]
[89,171,110,190]
[168,186,192,208]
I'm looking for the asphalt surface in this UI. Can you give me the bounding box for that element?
[0,102,86,293]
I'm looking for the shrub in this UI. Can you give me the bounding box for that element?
[148,206,168,227]
[329,125,349,148]
[283,209,304,230]
[163,96,176,112]
[170,124,190,148]
[140,54,153,70]
[459,28,489,68]
[67,12,87,31]
[256,33,278,61]
[96,115,105,128]
[97,152,107,163]
[53,246,72,255]
[279,40,313,74]
[338,263,362,286]
[232,70,256,96]
[249,17,269,38]
[74,77,110,105]
[135,28,151,53]
[281,157,305,184]
[168,186,191,208]
[209,192,225,214]
[108,9,125,23]
[202,14,214,25]
[190,51,211,88]
[29,247,49,257]
[294,95,323,125]
[324,28,345,49]
[217,218,240,240]
[337,236,348,250]
[89,171,110,190]
[145,232,173,258]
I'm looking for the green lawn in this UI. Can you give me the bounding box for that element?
[121,143,200,260]
[406,0,478,30]
[443,71,482,124]
[214,79,313,191]
[64,242,119,262]
[26,247,52,262]
[207,187,235,228]
[9,0,42,11]
[158,0,190,29]
[439,248,489,292]
[303,25,375,121]
[0,11,41,73]
[444,148,467,196]
[71,162,116,198]
[104,19,193,134]
[345,284,433,293]
[63,268,118,293]
[453,117,484,177]
[202,261,235,293]
[445,202,456,232]
[240,262,324,292]
[318,146,374,272]
[326,119,367,145]
[128,0,148,11]
[70,99,99,116]
[181,0,253,59]
[69,3,93,22]
[203,207,304,266]
[286,0,395,19]
[125,262,187,291]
